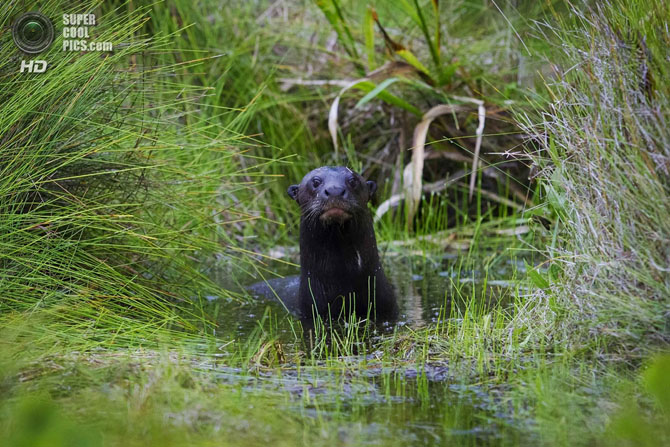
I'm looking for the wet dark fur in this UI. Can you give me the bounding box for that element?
[287,166,398,321]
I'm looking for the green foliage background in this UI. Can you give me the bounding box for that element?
[0,0,668,446]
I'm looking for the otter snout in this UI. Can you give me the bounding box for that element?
[318,182,353,224]
[323,184,346,198]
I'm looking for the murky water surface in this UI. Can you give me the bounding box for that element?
[204,253,533,446]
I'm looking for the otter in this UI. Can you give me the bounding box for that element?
[288,166,398,321]
[249,166,398,322]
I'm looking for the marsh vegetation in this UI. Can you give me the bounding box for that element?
[1,0,669,446]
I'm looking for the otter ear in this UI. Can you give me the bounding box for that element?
[287,184,299,201]
[366,180,377,199]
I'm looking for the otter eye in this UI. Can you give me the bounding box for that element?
[311,177,322,188]
[347,177,359,188]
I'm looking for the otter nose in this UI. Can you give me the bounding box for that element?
[324,185,346,197]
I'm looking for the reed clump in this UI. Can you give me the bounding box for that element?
[522,0,670,355]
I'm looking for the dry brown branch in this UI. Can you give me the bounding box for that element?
[452,96,486,201]
[404,104,466,228]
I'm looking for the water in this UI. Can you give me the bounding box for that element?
[201,253,533,446]
[208,253,524,337]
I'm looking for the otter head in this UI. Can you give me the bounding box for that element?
[287,166,377,226]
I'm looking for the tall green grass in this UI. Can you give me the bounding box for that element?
[522,0,670,354]
[0,1,271,347]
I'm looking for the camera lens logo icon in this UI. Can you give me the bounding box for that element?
[12,12,55,54]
